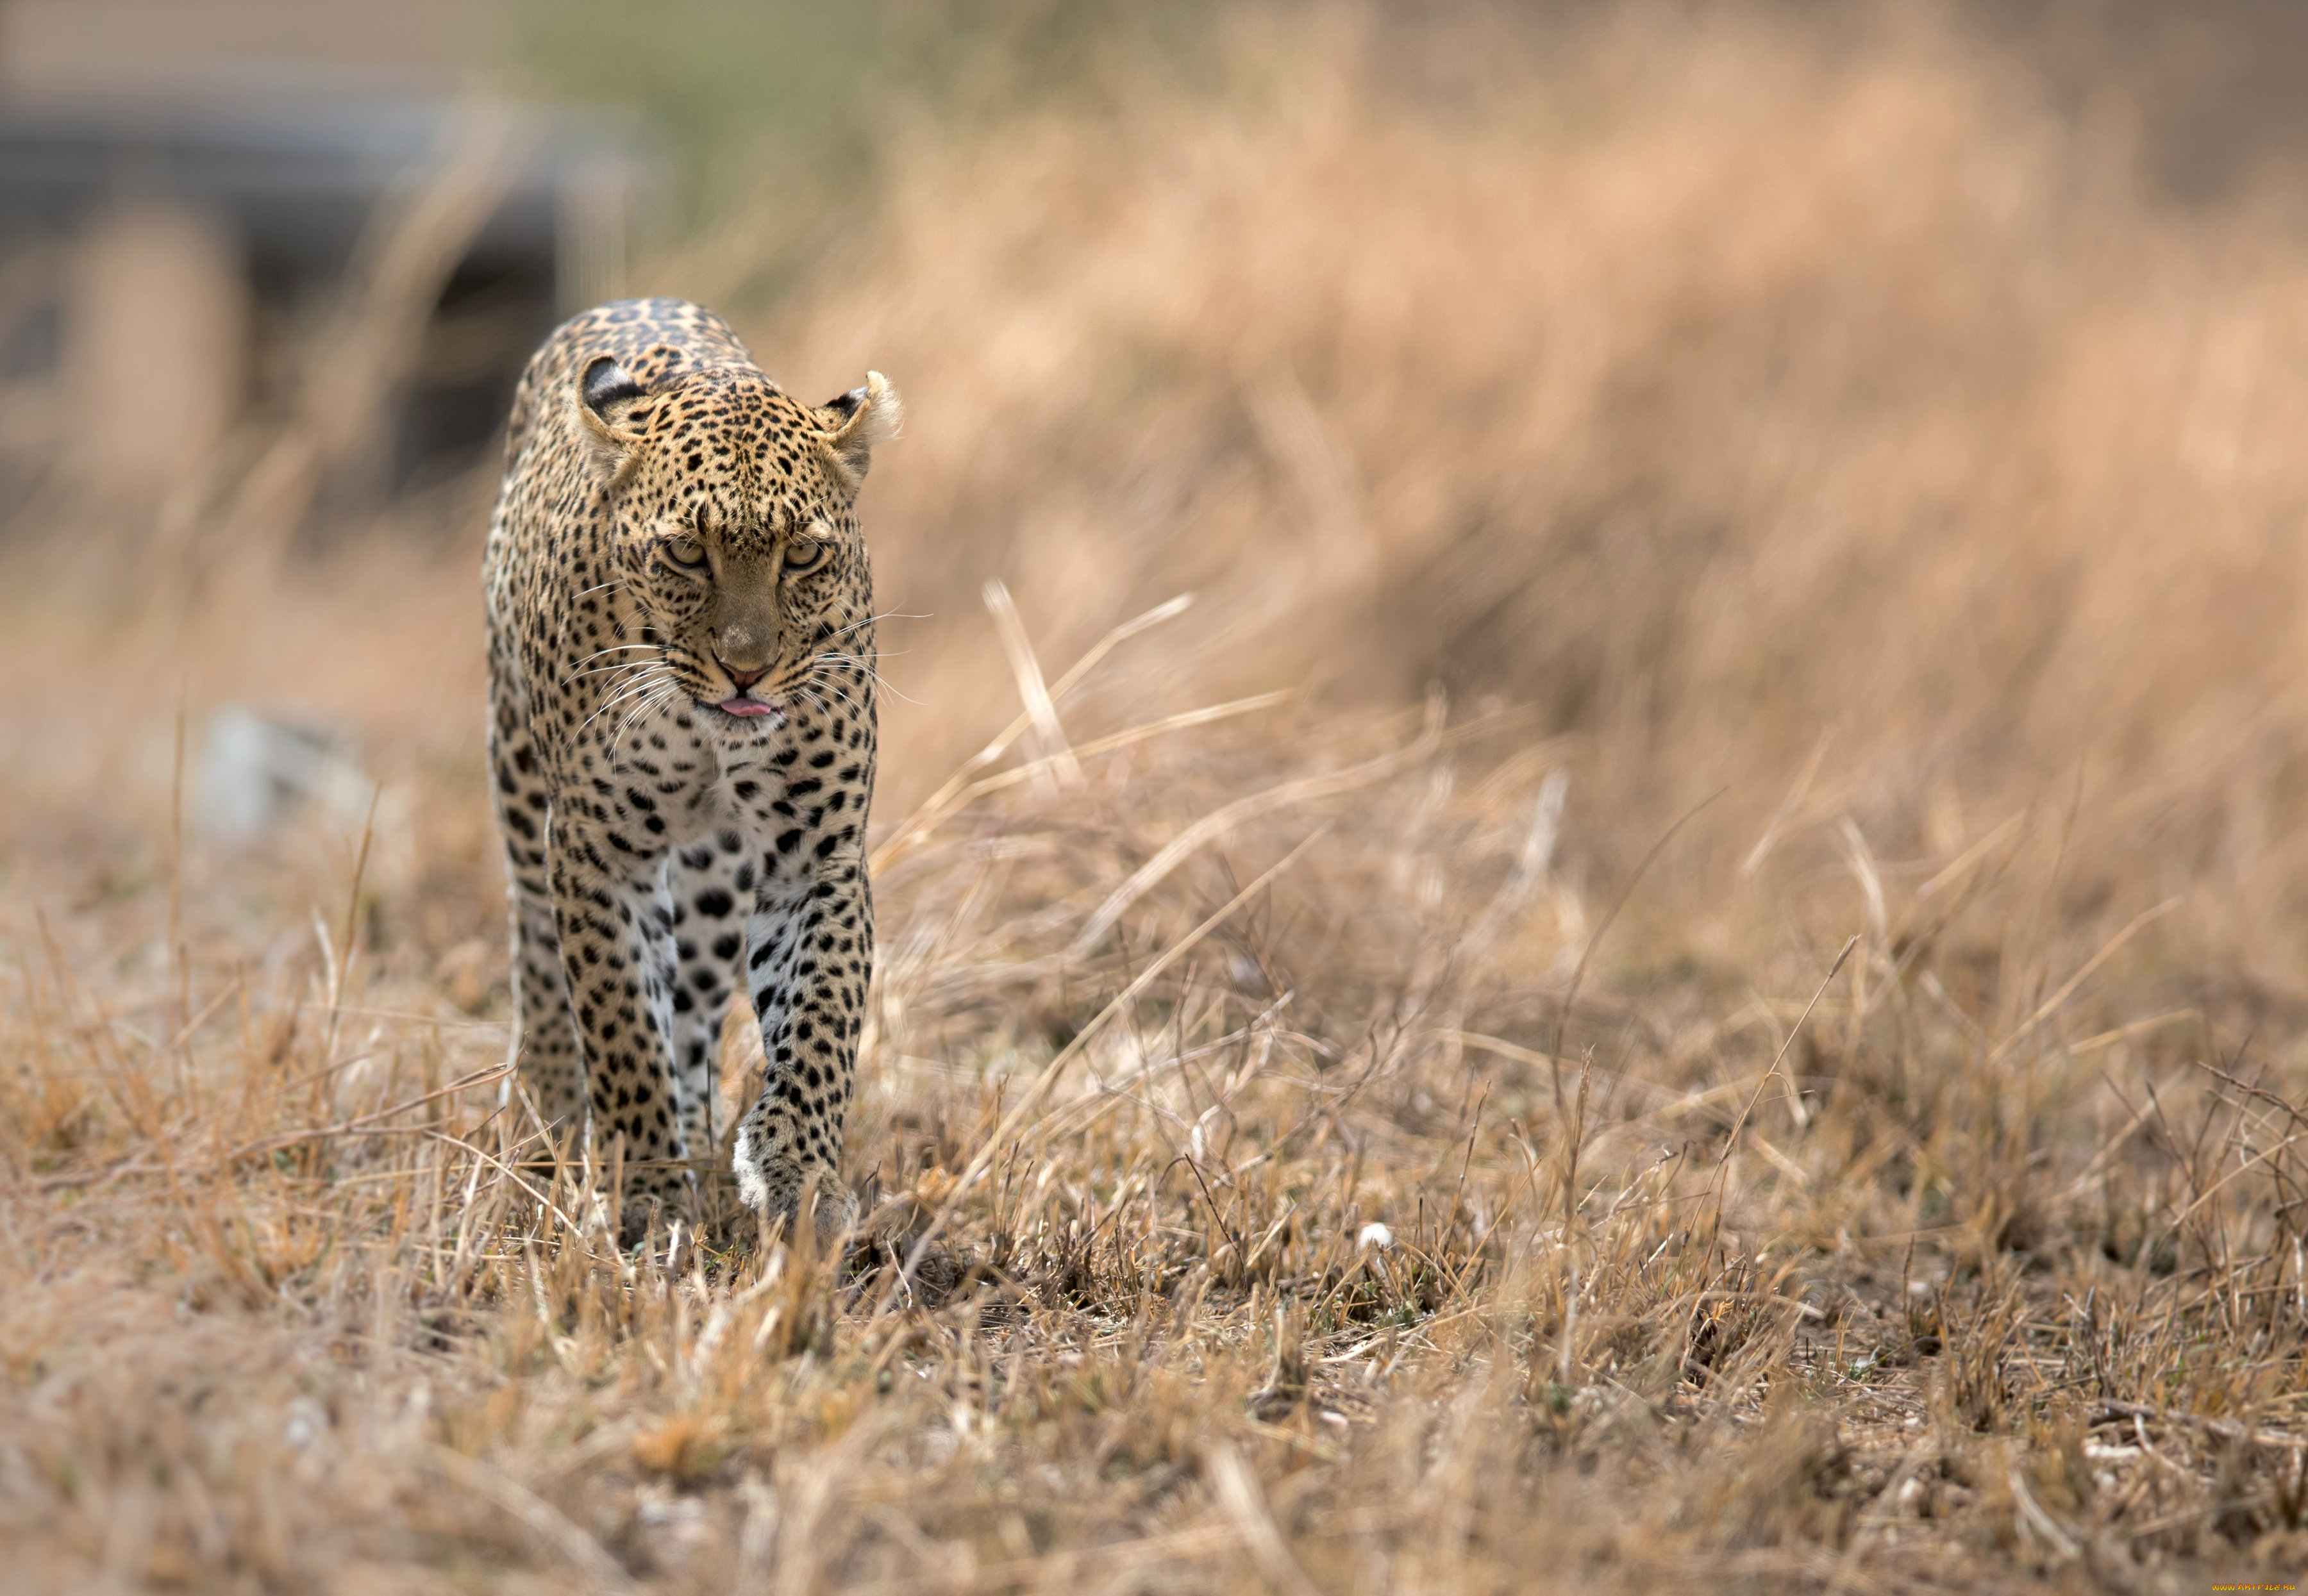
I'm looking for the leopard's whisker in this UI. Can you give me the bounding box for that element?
[813,653,902,678]
[816,610,921,645]
[553,579,631,652]
[578,666,676,737]
[562,657,662,690]
[816,681,870,717]
[807,683,873,726]
[610,692,671,761]
[562,641,657,670]
[610,684,683,765]
[583,665,672,721]
[814,654,916,705]
[800,670,867,715]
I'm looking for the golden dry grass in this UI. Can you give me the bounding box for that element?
[12,4,2308,1590]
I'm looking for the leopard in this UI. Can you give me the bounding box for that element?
[483,296,898,1242]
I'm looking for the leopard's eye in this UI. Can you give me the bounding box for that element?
[783,539,830,577]
[662,535,708,571]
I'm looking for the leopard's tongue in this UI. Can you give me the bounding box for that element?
[719,697,776,718]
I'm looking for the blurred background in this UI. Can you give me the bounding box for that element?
[8,0,2308,1015]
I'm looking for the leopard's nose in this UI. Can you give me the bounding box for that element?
[718,658,768,692]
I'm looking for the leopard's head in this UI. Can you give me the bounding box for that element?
[574,350,898,731]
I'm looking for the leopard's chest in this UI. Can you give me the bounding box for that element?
[565,710,830,855]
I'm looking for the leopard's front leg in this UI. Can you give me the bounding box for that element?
[733,835,872,1236]
[546,823,698,1234]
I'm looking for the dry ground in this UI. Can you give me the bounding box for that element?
[10,5,2308,1592]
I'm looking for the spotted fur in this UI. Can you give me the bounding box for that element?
[485,297,896,1238]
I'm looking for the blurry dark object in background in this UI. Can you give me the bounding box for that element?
[0,100,644,525]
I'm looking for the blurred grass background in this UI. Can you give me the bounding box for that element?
[496,0,2308,989]
[12,1,2308,1589]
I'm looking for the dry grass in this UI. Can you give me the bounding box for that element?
[12,4,2308,1590]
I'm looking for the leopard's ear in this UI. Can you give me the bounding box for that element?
[575,356,651,479]
[816,370,901,488]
